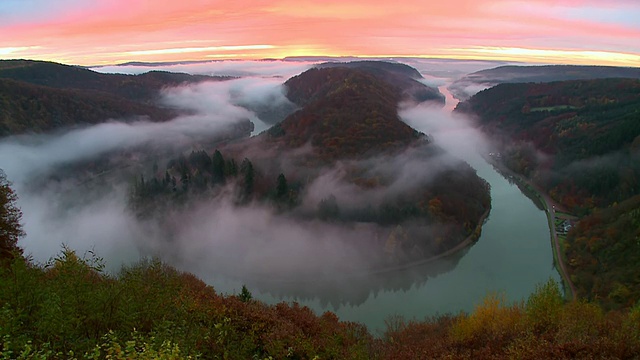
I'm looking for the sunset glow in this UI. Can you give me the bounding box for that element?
[1,0,639,66]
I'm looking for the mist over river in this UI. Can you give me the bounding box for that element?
[193,85,562,334]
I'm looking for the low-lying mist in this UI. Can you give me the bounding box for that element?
[1,60,496,305]
[1,64,301,268]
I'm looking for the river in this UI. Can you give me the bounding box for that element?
[200,85,562,335]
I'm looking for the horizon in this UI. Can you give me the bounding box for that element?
[2,0,640,67]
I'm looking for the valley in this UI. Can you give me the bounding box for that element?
[1,58,639,358]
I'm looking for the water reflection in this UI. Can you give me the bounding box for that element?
[243,246,471,309]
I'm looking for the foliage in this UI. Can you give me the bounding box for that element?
[2,245,640,359]
[378,279,640,359]
[0,249,373,359]
[564,195,640,309]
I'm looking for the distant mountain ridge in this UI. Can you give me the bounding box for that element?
[450,64,640,100]
[0,60,227,103]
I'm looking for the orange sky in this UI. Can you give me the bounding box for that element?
[1,0,640,66]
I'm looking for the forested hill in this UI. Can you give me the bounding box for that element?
[0,78,178,135]
[317,61,445,104]
[457,78,640,211]
[0,60,225,102]
[0,60,231,136]
[263,66,425,161]
[457,78,640,309]
[450,64,640,99]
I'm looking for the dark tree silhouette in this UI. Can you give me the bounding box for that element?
[0,169,24,261]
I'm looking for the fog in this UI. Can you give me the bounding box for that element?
[0,59,497,302]
[92,59,315,78]
[0,62,307,270]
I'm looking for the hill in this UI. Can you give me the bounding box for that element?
[265,66,425,160]
[0,60,224,103]
[457,78,640,308]
[0,78,179,136]
[450,64,640,100]
[0,60,231,136]
[317,60,445,104]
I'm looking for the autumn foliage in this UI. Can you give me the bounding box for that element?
[2,252,639,359]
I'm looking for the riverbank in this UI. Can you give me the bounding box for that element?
[366,207,491,276]
[484,155,577,300]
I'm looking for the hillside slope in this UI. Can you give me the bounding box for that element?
[457,78,640,308]
[0,60,230,136]
[317,60,445,104]
[0,60,224,103]
[265,66,424,160]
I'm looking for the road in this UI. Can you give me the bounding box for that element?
[544,194,578,300]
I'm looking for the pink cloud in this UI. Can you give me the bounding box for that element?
[1,0,638,65]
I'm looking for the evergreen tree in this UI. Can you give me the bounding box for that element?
[240,158,254,199]
[212,150,226,184]
[276,173,288,199]
[318,194,340,220]
[0,169,24,261]
[164,170,171,186]
[225,158,238,178]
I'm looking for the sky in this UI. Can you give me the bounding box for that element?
[1,0,640,66]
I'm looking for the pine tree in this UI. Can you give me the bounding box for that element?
[276,173,288,198]
[0,169,24,261]
[240,158,254,199]
[225,159,238,177]
[212,150,226,184]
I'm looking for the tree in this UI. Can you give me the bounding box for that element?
[239,285,253,303]
[240,158,254,200]
[212,149,226,184]
[0,169,24,261]
[225,158,238,178]
[318,195,340,220]
[276,173,288,199]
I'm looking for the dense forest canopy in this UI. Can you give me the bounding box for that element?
[450,65,640,100]
[0,60,232,136]
[458,76,640,309]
